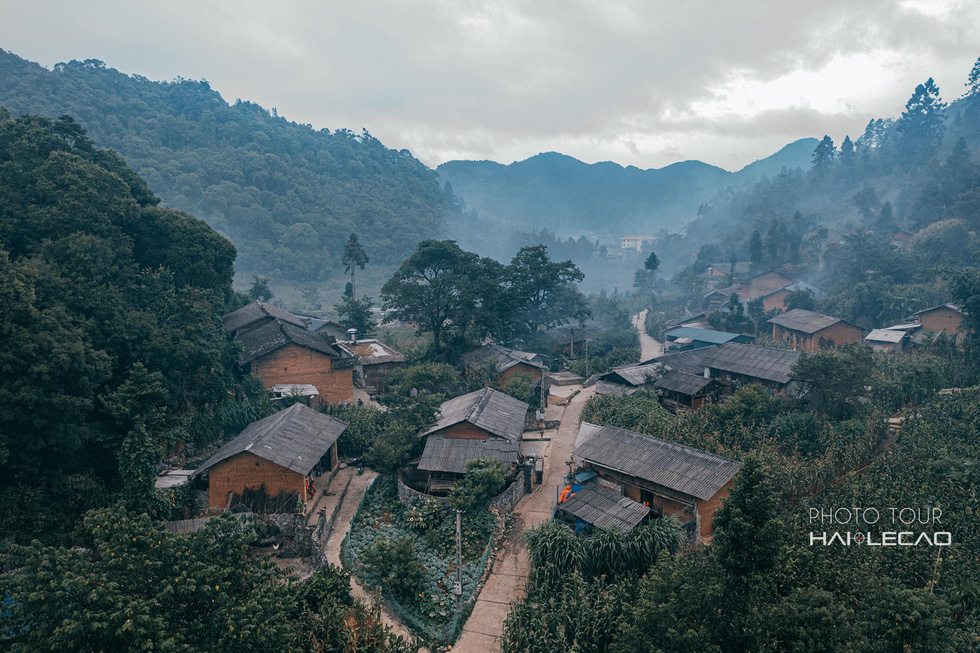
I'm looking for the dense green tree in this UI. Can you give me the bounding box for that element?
[838,134,856,169]
[790,344,874,420]
[248,275,273,301]
[811,135,836,171]
[335,295,376,337]
[342,233,369,300]
[897,78,947,163]
[504,244,589,338]
[784,288,816,311]
[381,240,499,355]
[748,229,764,268]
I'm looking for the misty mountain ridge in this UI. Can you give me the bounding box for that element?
[437,138,818,238]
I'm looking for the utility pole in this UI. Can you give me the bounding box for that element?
[454,509,463,613]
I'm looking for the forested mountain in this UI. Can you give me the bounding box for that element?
[0,110,264,543]
[437,138,817,238]
[663,69,980,329]
[0,48,458,300]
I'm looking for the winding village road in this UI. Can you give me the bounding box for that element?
[322,313,652,651]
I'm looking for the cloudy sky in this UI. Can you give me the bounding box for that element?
[2,0,978,170]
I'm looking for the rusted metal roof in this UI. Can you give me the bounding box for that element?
[559,482,650,531]
[223,301,308,333]
[192,403,347,477]
[351,339,406,365]
[417,433,521,474]
[701,342,800,385]
[576,422,740,501]
[422,387,528,441]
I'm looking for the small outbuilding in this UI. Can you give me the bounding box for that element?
[865,329,908,353]
[461,344,549,386]
[665,326,753,351]
[192,403,348,509]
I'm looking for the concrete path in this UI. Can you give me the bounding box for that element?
[452,385,595,652]
[321,468,418,643]
[635,310,663,361]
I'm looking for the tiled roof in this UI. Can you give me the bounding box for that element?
[576,423,740,501]
[417,434,521,474]
[653,370,715,396]
[223,301,308,333]
[701,342,801,385]
[767,309,842,334]
[559,482,650,531]
[192,404,347,477]
[422,387,528,441]
[235,320,357,366]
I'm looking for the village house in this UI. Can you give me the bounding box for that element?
[349,337,406,390]
[621,235,655,251]
[768,308,865,351]
[594,363,660,397]
[564,423,740,540]
[303,317,348,341]
[703,284,740,311]
[461,344,549,387]
[664,326,754,351]
[739,270,793,302]
[416,387,529,493]
[191,403,348,510]
[234,318,358,405]
[653,370,720,413]
[700,342,802,396]
[758,280,824,312]
[224,300,310,335]
[865,329,908,353]
[913,304,966,336]
[700,261,751,278]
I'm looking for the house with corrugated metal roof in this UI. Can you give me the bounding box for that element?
[224,301,310,335]
[416,387,529,493]
[700,342,802,395]
[768,308,864,352]
[192,403,348,509]
[664,326,754,351]
[568,423,740,540]
[461,344,549,388]
[865,329,908,353]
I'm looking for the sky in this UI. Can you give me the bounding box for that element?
[1,0,978,171]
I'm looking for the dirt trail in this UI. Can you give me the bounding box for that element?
[451,386,595,653]
[634,310,662,361]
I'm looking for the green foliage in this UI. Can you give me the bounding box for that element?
[361,537,427,601]
[713,457,783,583]
[505,244,589,338]
[496,370,540,408]
[447,457,507,512]
[0,112,253,542]
[335,295,376,337]
[0,52,457,295]
[248,275,273,302]
[791,344,874,420]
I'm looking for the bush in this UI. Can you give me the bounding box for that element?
[361,536,427,600]
[447,457,507,512]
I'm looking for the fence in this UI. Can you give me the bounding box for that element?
[341,478,499,647]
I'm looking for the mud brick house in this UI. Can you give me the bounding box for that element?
[570,423,740,540]
[913,304,966,336]
[224,301,310,335]
[532,320,606,356]
[417,387,529,492]
[304,317,348,341]
[759,280,823,312]
[768,308,864,352]
[595,363,660,397]
[192,403,348,509]
[350,339,407,390]
[462,344,549,386]
[703,284,740,311]
[739,270,793,302]
[234,319,358,405]
[700,342,802,396]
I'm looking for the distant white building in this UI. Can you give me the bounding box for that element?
[621,235,655,250]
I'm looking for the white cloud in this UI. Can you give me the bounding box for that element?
[1,0,977,170]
